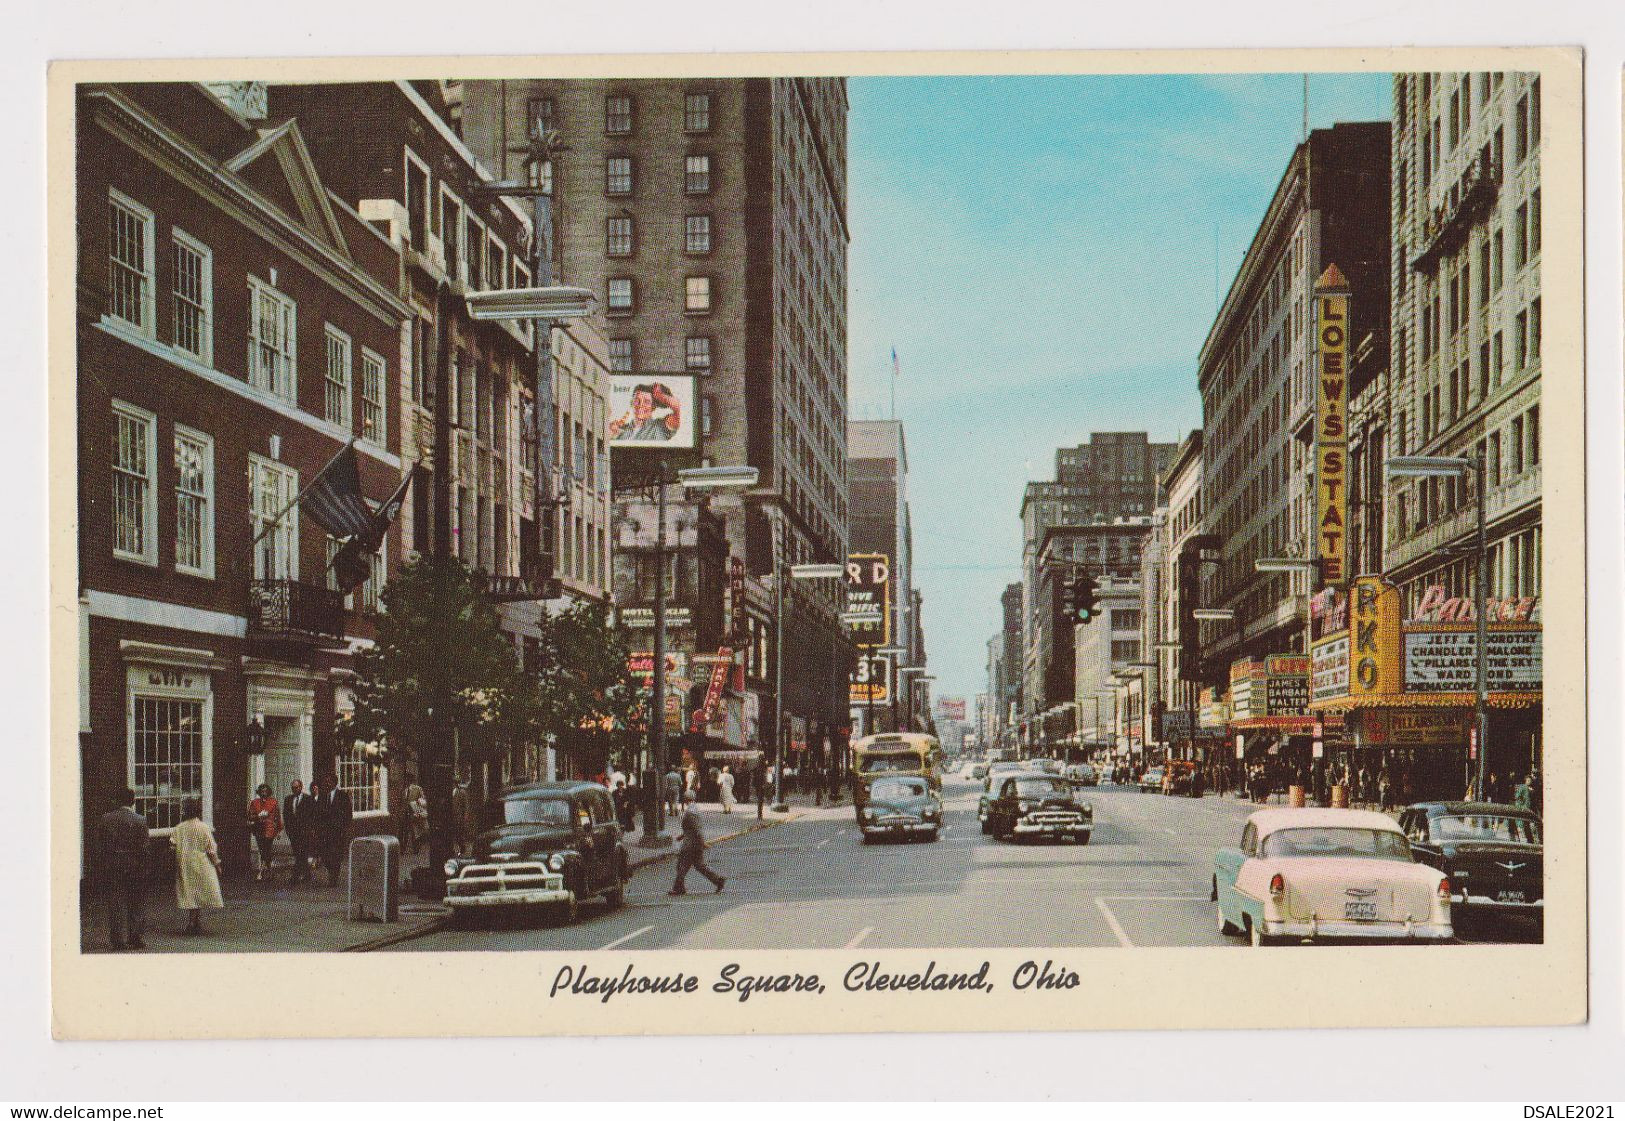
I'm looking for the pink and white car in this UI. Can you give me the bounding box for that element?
[1212,807,1454,945]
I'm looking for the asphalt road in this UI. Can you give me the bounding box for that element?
[391,778,1282,952]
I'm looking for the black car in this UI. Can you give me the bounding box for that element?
[986,771,1093,844]
[1397,801,1543,931]
[858,776,943,842]
[443,781,629,925]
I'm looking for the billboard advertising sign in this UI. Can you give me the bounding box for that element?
[1403,628,1543,692]
[845,553,891,649]
[607,375,696,450]
[850,651,892,704]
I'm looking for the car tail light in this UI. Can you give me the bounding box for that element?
[1438,877,1451,900]
[1269,873,1285,898]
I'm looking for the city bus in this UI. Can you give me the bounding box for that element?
[850,732,944,808]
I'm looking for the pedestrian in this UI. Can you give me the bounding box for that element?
[314,773,353,887]
[283,779,315,883]
[621,776,642,831]
[663,766,683,818]
[246,783,281,882]
[718,765,736,815]
[611,779,630,830]
[685,764,699,797]
[172,798,224,936]
[1513,773,1535,812]
[94,787,150,951]
[399,773,425,854]
[454,775,479,854]
[667,792,725,896]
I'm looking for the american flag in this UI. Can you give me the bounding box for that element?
[299,442,374,540]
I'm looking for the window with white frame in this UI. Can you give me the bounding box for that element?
[609,338,633,373]
[684,92,712,133]
[333,687,387,815]
[361,349,387,444]
[174,425,214,577]
[249,456,299,580]
[248,277,297,401]
[608,277,634,315]
[130,689,208,832]
[111,401,157,564]
[685,275,712,313]
[606,215,634,257]
[685,154,712,194]
[108,190,154,334]
[324,325,353,429]
[685,335,712,371]
[171,229,212,363]
[605,95,633,134]
[605,157,633,195]
[685,214,712,254]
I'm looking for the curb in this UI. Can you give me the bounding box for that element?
[348,809,813,952]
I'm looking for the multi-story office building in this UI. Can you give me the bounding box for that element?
[1074,576,1147,753]
[457,77,853,765]
[76,82,415,870]
[848,419,917,736]
[997,582,1024,749]
[1383,70,1543,776]
[1196,122,1390,682]
[1155,430,1210,757]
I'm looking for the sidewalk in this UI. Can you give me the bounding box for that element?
[80,797,844,955]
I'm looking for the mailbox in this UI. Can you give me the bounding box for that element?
[347,834,400,923]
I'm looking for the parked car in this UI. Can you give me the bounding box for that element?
[1027,758,1065,775]
[443,781,629,926]
[1065,763,1099,787]
[978,761,1029,833]
[958,761,986,781]
[1162,760,1202,797]
[985,771,1092,844]
[1137,767,1165,793]
[1398,801,1542,932]
[858,776,943,843]
[1212,808,1453,945]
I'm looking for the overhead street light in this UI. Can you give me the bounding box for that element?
[1254,557,1320,575]
[1388,451,1489,805]
[465,285,596,321]
[1192,608,1236,622]
[791,563,846,580]
[679,465,760,491]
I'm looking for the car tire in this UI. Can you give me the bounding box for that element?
[928,828,940,842]
[1218,904,1240,936]
[557,892,580,926]
[447,907,475,931]
[603,861,627,910]
[979,816,991,835]
[1074,832,1091,845]
[860,832,874,845]
[1247,918,1275,947]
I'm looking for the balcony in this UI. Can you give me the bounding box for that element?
[248,580,345,643]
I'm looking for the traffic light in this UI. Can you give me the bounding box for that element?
[1072,571,1099,624]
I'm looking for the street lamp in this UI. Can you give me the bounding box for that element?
[464,285,597,321]
[1387,453,1487,801]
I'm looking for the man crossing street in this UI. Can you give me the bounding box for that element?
[668,792,725,896]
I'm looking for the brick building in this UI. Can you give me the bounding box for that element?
[76,82,415,870]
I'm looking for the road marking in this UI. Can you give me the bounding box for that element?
[845,926,875,948]
[1094,897,1134,948]
[816,837,831,848]
[597,925,654,950]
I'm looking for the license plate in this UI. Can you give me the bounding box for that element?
[1345,901,1379,921]
[1496,889,1527,904]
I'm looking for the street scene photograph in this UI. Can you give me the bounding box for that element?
[65,59,1560,967]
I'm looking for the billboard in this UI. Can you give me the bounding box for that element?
[845,553,891,649]
[850,650,892,705]
[607,375,696,450]
[937,696,967,721]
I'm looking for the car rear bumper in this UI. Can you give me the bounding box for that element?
[1263,918,1454,941]
[1014,821,1090,835]
[1452,893,1544,911]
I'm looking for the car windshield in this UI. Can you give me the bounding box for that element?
[1431,814,1541,845]
[1014,778,1070,798]
[1261,827,1412,861]
[859,753,922,774]
[500,797,572,826]
[870,778,928,800]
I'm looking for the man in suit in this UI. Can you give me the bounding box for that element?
[315,772,353,887]
[283,779,316,883]
[667,791,724,896]
[93,788,150,950]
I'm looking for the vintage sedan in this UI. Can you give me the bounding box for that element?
[443,781,629,926]
[986,771,1093,844]
[977,761,1029,833]
[1137,767,1165,793]
[858,776,943,842]
[1398,801,1543,931]
[1213,808,1453,945]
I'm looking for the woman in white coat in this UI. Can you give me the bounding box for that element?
[172,798,224,935]
[718,765,736,814]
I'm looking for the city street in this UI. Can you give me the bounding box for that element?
[393,778,1265,952]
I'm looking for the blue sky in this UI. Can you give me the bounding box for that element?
[846,72,1393,706]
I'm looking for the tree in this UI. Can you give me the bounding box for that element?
[527,600,641,780]
[342,554,527,878]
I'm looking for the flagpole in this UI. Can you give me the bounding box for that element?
[249,438,358,548]
[890,347,898,421]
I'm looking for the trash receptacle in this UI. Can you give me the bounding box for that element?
[1288,785,1306,808]
[1330,784,1348,808]
[347,834,399,923]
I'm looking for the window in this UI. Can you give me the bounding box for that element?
[1529,188,1541,259]
[248,277,297,401]
[130,694,206,832]
[701,395,714,437]
[1527,405,1541,468]
[361,349,387,444]
[1514,92,1531,162]
[685,335,712,372]
[1491,228,1503,289]
[1492,330,1504,387]
[609,338,633,373]
[606,215,634,257]
[1114,609,1142,631]
[685,154,712,194]
[607,277,634,315]
[1515,309,1529,370]
[1111,639,1140,662]
[111,401,157,564]
[685,275,712,313]
[1489,431,1502,487]
[464,213,485,289]
[605,94,632,135]
[249,456,299,580]
[684,92,711,132]
[685,214,712,254]
[605,156,633,195]
[1514,202,1529,270]
[334,688,386,815]
[174,426,213,578]
[171,230,212,362]
[1530,298,1541,367]
[108,190,154,333]
[324,325,352,428]
[1510,415,1525,475]
[527,97,553,139]
[439,189,462,277]
[488,234,507,292]
[404,151,429,247]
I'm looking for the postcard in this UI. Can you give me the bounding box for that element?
[48,45,1585,1039]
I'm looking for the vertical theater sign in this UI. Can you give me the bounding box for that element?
[1314,264,1351,588]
